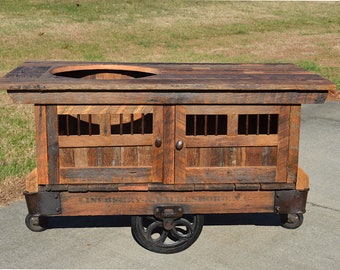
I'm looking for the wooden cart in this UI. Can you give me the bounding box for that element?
[1,62,337,253]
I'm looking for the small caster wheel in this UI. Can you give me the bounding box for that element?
[280,213,304,229]
[131,214,204,254]
[25,214,48,232]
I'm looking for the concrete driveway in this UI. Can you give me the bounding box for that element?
[0,101,339,269]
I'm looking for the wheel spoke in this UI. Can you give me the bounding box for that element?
[170,218,194,240]
[144,220,169,244]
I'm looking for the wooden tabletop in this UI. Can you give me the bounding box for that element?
[1,61,336,105]
[1,61,336,91]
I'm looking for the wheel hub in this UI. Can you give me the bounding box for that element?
[154,206,184,230]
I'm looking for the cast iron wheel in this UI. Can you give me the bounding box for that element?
[131,214,204,254]
[280,213,304,229]
[25,214,48,232]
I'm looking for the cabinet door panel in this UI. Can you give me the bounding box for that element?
[175,105,287,184]
[57,105,163,184]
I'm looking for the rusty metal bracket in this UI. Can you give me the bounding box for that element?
[274,190,308,214]
[154,206,184,231]
[24,191,62,216]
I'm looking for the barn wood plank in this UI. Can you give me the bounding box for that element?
[60,190,275,216]
[276,106,290,182]
[57,105,153,115]
[59,167,152,184]
[174,106,187,184]
[186,135,278,147]
[287,105,301,183]
[35,105,49,185]
[151,106,164,183]
[182,166,276,184]
[185,105,280,115]
[8,91,328,105]
[58,134,153,147]
[46,106,59,184]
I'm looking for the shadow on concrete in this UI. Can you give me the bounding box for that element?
[45,213,281,229]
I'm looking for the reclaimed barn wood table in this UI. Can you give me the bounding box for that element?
[1,62,337,253]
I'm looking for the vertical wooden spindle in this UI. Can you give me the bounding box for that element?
[77,114,81,136]
[88,114,92,136]
[215,115,219,136]
[141,113,145,135]
[130,114,134,135]
[194,115,197,136]
[119,114,123,135]
[66,115,70,136]
[267,114,271,135]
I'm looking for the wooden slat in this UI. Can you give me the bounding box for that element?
[287,105,301,183]
[186,135,278,147]
[262,146,277,166]
[60,191,275,216]
[74,148,89,167]
[59,148,74,167]
[99,114,111,136]
[276,106,290,182]
[57,105,153,115]
[244,147,264,166]
[185,105,280,114]
[35,105,49,185]
[227,114,238,136]
[261,183,295,190]
[59,167,152,184]
[151,106,164,183]
[137,146,152,166]
[8,91,328,105]
[46,105,59,184]
[183,166,276,184]
[148,184,194,191]
[194,183,235,191]
[174,106,187,183]
[118,184,148,191]
[58,134,153,147]
[122,147,138,166]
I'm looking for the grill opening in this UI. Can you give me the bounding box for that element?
[58,113,153,136]
[238,114,278,135]
[186,115,228,136]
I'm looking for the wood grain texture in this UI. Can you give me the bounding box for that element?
[287,105,301,183]
[46,106,59,184]
[59,167,152,184]
[2,62,335,93]
[276,106,290,182]
[17,63,328,199]
[35,105,49,185]
[8,91,328,105]
[60,190,275,216]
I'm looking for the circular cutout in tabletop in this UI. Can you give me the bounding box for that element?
[50,64,158,80]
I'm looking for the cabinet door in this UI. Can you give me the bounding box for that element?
[175,105,288,185]
[57,105,163,184]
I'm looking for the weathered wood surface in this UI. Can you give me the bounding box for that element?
[1,62,335,104]
[34,103,303,187]
[59,191,275,216]
[8,91,329,105]
[7,62,326,196]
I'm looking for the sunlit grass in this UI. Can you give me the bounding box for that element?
[0,0,338,200]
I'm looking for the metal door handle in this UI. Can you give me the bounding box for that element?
[155,138,162,147]
[175,140,183,150]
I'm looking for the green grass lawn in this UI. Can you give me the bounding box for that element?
[0,0,339,202]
